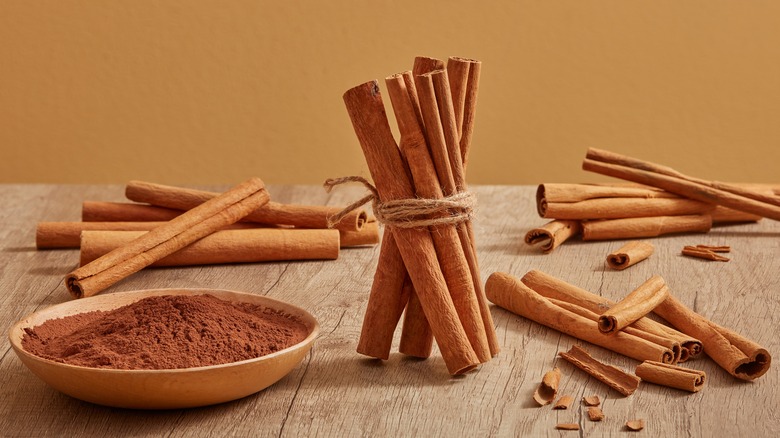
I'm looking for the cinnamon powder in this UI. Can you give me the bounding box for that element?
[22,294,309,370]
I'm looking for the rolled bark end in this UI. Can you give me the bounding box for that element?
[65,275,83,299]
[734,350,771,380]
[598,315,617,334]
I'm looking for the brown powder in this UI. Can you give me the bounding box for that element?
[22,294,309,370]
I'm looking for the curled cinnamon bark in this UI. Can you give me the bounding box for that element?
[598,276,669,335]
[635,360,706,392]
[532,367,561,406]
[653,293,771,381]
[524,220,581,253]
[606,241,654,270]
[558,345,640,397]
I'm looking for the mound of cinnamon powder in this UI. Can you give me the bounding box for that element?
[22,294,309,370]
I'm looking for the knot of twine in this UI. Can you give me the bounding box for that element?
[323,176,476,229]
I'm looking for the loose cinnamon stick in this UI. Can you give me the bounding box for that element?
[125,181,367,232]
[541,197,715,220]
[681,246,730,262]
[36,221,259,249]
[581,215,712,240]
[635,361,706,392]
[387,72,490,363]
[711,206,762,223]
[549,297,681,364]
[653,293,771,381]
[344,80,478,374]
[532,367,561,406]
[558,345,640,397]
[520,270,702,362]
[598,276,669,335]
[583,148,780,221]
[65,177,270,298]
[485,272,675,363]
[606,241,654,270]
[693,244,730,252]
[339,220,380,247]
[80,229,339,266]
[525,220,582,253]
[82,201,181,222]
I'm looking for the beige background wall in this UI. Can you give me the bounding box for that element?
[1,1,778,185]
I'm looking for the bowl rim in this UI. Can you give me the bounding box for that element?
[8,287,320,374]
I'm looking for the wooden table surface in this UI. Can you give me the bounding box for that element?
[1,184,778,437]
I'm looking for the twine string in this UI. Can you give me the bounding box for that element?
[323,176,476,229]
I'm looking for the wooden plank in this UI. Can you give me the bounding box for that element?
[0,184,777,436]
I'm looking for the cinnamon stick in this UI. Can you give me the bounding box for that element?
[388,72,490,362]
[80,228,339,266]
[524,220,582,253]
[635,360,706,392]
[339,220,380,247]
[424,68,498,357]
[606,241,654,270]
[583,148,780,221]
[485,272,675,363]
[125,181,367,232]
[541,197,716,220]
[344,80,478,374]
[82,201,181,222]
[581,215,712,240]
[398,280,433,358]
[520,270,702,362]
[447,57,480,168]
[681,246,730,262]
[558,345,640,397]
[355,230,411,360]
[538,183,678,204]
[549,298,681,364]
[653,293,771,381]
[65,177,270,298]
[598,276,669,335]
[36,221,258,249]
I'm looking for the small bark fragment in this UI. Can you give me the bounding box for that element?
[555,423,580,431]
[626,419,645,431]
[587,407,605,421]
[532,367,561,406]
[553,395,574,410]
[583,395,600,406]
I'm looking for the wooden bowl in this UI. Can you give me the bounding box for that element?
[8,288,319,409]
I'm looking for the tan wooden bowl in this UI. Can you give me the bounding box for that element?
[8,288,319,409]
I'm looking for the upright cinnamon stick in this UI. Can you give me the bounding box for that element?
[598,276,669,335]
[355,230,411,360]
[387,72,490,362]
[125,181,367,232]
[344,80,478,374]
[65,177,270,298]
[398,279,433,358]
[447,57,480,168]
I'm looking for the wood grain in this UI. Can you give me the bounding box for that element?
[1,185,778,436]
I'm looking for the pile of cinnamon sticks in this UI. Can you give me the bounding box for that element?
[486,270,771,382]
[343,56,498,375]
[526,148,780,252]
[36,179,378,298]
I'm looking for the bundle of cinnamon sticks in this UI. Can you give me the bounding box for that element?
[526,149,779,252]
[36,179,378,298]
[342,56,498,375]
